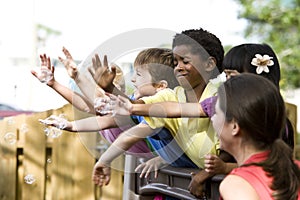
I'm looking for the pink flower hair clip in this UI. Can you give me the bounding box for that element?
[251,54,274,74]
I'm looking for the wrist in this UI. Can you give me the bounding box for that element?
[98,156,111,166]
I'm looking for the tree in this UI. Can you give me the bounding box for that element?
[234,0,300,88]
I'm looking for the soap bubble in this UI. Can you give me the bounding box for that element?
[44,126,62,138]
[3,132,17,145]
[24,174,36,184]
[20,123,29,133]
[94,97,114,115]
[38,66,53,84]
[41,114,67,138]
[7,117,15,125]
[47,158,52,164]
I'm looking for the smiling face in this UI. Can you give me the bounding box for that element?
[173,45,207,90]
[131,65,157,98]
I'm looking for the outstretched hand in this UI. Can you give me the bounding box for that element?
[93,93,133,116]
[88,54,116,92]
[39,114,69,130]
[92,160,111,187]
[58,47,78,79]
[31,54,54,85]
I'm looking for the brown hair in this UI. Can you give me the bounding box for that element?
[134,48,179,89]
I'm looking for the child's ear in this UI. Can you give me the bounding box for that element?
[155,80,168,92]
[205,56,217,72]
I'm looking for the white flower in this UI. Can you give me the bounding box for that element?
[251,54,274,74]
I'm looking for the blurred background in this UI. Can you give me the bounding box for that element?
[0,0,299,131]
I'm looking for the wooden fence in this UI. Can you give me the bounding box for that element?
[0,104,124,200]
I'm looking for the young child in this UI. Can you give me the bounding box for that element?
[38,47,181,159]
[214,74,300,200]
[91,28,228,197]
[222,43,294,150]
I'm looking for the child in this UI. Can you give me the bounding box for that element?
[222,43,294,150]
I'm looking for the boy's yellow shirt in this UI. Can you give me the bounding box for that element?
[141,82,220,168]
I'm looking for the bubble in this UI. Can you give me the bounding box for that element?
[38,66,53,84]
[47,158,52,164]
[44,126,62,138]
[20,123,29,133]
[56,114,67,129]
[7,117,15,125]
[24,174,36,184]
[94,97,115,116]
[3,132,17,145]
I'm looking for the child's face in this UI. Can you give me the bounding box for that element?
[173,45,207,89]
[131,66,157,98]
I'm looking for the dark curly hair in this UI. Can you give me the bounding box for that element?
[172,28,224,74]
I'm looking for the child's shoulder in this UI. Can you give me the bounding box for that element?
[141,88,177,104]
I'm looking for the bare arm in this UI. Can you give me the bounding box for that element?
[99,123,155,165]
[131,102,206,118]
[92,123,155,187]
[58,47,107,105]
[31,54,95,113]
[40,114,134,132]
[109,95,207,118]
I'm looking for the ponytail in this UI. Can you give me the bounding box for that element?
[259,139,300,200]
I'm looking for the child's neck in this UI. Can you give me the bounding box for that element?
[185,82,206,102]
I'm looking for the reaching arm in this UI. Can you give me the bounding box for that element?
[39,114,135,132]
[31,54,95,113]
[131,102,206,118]
[108,94,208,118]
[92,123,155,187]
[99,123,155,165]
[58,47,107,105]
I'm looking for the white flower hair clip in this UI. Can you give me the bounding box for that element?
[251,54,274,74]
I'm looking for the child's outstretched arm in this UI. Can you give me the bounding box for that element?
[92,123,155,186]
[58,47,107,105]
[107,94,212,118]
[39,114,135,132]
[31,54,94,113]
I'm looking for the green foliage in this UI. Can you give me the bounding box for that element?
[234,0,300,88]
